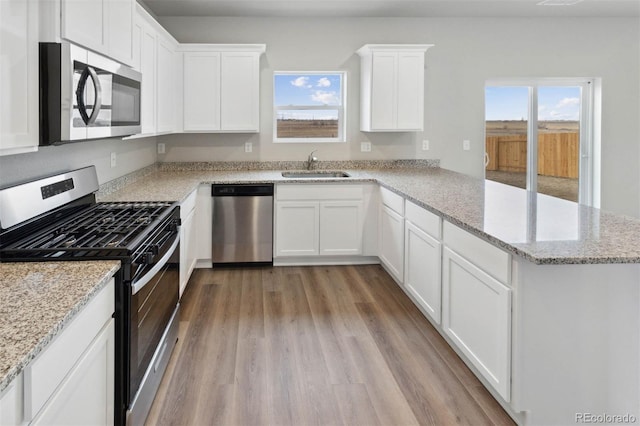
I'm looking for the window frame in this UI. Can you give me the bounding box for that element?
[273,71,347,143]
[484,77,597,207]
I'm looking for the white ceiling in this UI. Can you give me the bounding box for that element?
[139,0,640,18]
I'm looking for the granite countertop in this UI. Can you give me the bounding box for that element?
[0,261,121,393]
[97,165,640,265]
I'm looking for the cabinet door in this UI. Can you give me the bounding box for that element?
[275,202,319,256]
[442,247,511,401]
[139,22,156,134]
[61,0,106,54]
[31,320,114,426]
[319,201,363,256]
[195,185,213,263]
[220,52,260,131]
[404,221,441,323]
[156,36,176,133]
[179,207,197,296]
[370,52,397,130]
[107,0,134,66]
[0,0,39,156]
[379,204,404,283]
[183,52,221,131]
[396,51,424,130]
[0,373,24,426]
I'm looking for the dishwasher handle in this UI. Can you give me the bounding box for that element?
[211,184,274,197]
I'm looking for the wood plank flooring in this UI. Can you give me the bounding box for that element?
[145,265,515,426]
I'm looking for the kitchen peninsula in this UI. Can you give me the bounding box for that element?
[97,161,640,425]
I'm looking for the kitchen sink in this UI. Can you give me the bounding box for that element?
[282,171,350,178]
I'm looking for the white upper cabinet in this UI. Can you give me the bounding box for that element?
[60,0,106,54]
[181,45,265,133]
[48,0,135,66]
[131,4,181,137]
[106,0,135,65]
[0,0,39,156]
[357,44,433,132]
[220,51,261,131]
[156,34,178,133]
[183,52,221,131]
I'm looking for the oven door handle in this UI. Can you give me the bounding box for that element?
[76,66,102,125]
[131,235,180,295]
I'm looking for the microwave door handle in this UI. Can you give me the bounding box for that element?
[75,66,102,125]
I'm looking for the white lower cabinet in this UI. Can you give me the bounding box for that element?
[0,280,116,426]
[194,184,213,266]
[442,245,511,402]
[31,320,114,426]
[0,373,23,426]
[404,221,442,323]
[180,189,198,296]
[275,201,320,256]
[274,184,367,260]
[379,204,404,283]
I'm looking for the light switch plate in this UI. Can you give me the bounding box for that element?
[361,142,371,152]
[110,152,116,168]
[157,143,165,154]
[463,140,471,151]
[422,140,430,151]
[245,142,253,153]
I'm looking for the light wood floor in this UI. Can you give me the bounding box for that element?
[146,265,515,426]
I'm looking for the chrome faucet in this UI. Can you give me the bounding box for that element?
[307,150,318,170]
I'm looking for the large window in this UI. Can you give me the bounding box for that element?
[273,72,346,143]
[485,79,596,206]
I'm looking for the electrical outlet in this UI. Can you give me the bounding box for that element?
[245,142,253,153]
[463,140,471,151]
[157,143,165,154]
[110,152,117,168]
[361,142,371,152]
[422,140,430,151]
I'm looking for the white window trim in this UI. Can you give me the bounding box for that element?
[273,71,347,143]
[484,77,598,207]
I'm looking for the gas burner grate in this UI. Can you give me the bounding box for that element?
[4,202,174,252]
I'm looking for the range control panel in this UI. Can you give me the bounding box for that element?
[41,178,75,200]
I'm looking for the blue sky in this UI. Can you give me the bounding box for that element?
[485,86,581,121]
[274,73,342,106]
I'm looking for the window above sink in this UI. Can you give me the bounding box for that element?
[273,71,346,143]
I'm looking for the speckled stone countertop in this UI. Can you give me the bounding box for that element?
[0,261,120,393]
[97,165,640,265]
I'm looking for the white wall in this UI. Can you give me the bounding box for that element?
[158,16,640,217]
[0,137,157,188]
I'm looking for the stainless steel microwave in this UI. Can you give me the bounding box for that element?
[39,42,142,145]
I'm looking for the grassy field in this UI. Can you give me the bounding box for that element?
[277,119,338,138]
[486,120,579,136]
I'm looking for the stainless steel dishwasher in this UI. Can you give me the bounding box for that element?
[212,184,274,266]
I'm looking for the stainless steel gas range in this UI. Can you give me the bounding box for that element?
[0,166,180,425]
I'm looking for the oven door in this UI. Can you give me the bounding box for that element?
[128,234,179,425]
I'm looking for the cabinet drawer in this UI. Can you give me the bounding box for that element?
[443,222,510,284]
[405,200,440,239]
[180,188,197,219]
[276,184,363,201]
[379,186,404,215]
[24,281,115,419]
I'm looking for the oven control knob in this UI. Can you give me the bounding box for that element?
[169,218,181,232]
[141,252,155,264]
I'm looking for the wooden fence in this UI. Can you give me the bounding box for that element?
[485,133,579,178]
